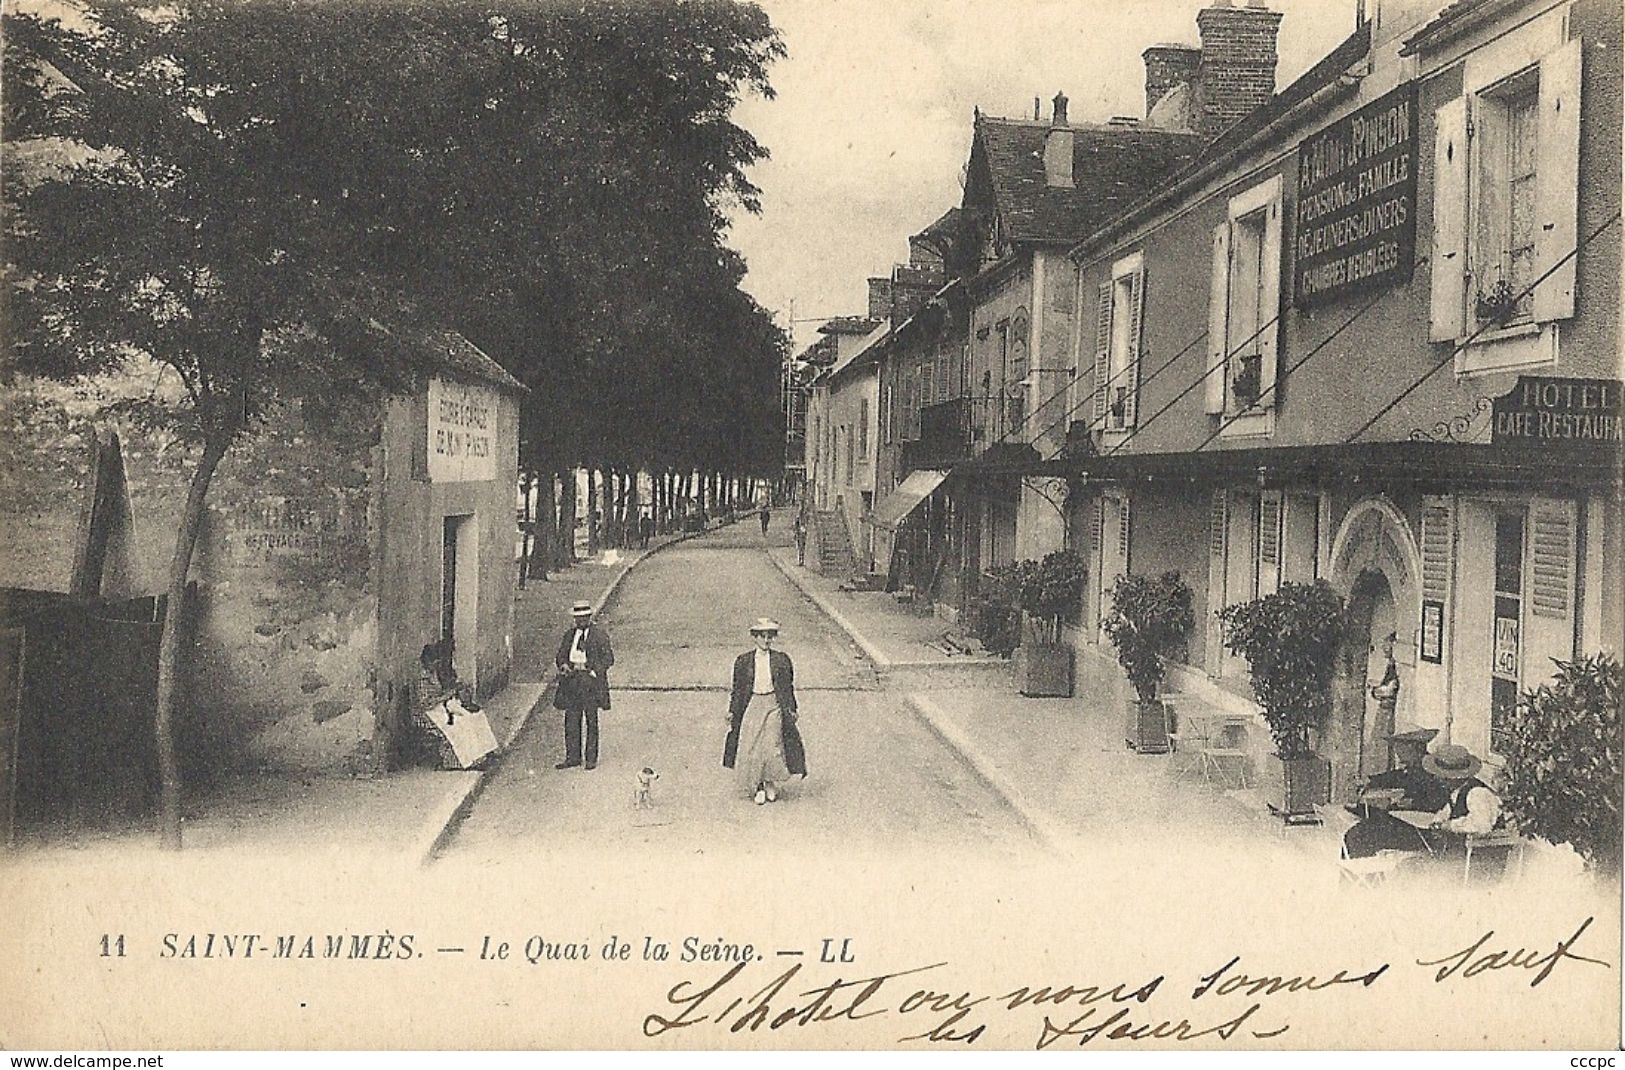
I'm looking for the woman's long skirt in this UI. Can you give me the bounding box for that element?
[736,698,790,794]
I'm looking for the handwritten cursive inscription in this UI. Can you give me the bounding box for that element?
[1416,916,1611,988]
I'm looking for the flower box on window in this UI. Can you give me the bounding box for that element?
[1230,354,1262,410]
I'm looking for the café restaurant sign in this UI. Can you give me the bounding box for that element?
[428,376,498,483]
[1492,377,1623,448]
[1294,82,1418,307]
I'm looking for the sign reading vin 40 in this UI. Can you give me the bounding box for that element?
[1294,81,1419,307]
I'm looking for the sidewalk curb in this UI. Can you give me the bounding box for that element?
[902,693,1075,857]
[414,527,713,866]
[765,550,895,669]
[765,550,1010,685]
[765,550,1074,857]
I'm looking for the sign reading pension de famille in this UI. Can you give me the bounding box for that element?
[427,376,498,483]
[1293,82,1418,307]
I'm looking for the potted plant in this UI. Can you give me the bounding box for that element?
[1103,571,1194,753]
[1217,580,1347,819]
[1012,550,1087,697]
[968,563,1025,658]
[1231,355,1262,410]
[1501,653,1621,877]
[1474,277,1520,326]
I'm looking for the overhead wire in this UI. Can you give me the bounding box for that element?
[1342,211,1621,444]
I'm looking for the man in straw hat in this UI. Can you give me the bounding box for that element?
[1342,740,1503,863]
[722,617,807,804]
[553,599,614,770]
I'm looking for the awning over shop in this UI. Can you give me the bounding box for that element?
[872,469,950,528]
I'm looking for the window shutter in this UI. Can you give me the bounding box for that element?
[1206,223,1230,414]
[1122,268,1146,427]
[1092,494,1106,560]
[1257,492,1282,595]
[1118,494,1131,575]
[1258,196,1283,409]
[1532,38,1582,323]
[1528,499,1576,619]
[1205,489,1228,676]
[1430,96,1470,342]
[1092,281,1113,426]
[1419,498,1454,605]
[1525,498,1577,680]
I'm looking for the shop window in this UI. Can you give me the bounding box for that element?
[1431,30,1581,373]
[1091,253,1145,433]
[1206,175,1282,433]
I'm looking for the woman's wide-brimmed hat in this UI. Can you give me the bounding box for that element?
[571,600,594,616]
[749,617,781,635]
[1422,742,1482,781]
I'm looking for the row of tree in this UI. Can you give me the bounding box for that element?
[3,0,787,845]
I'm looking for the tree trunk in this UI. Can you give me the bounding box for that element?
[626,467,641,546]
[586,468,599,556]
[558,466,577,565]
[534,466,555,577]
[154,433,230,849]
[518,470,534,588]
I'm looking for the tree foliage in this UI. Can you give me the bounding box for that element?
[1502,654,1621,875]
[1104,571,1194,704]
[1217,581,1348,759]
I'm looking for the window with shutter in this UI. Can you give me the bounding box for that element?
[1211,175,1282,433]
[1443,20,1577,372]
[1103,253,1146,432]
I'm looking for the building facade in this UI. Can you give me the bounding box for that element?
[1057,0,1621,798]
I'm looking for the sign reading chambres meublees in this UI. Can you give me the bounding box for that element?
[1294,81,1418,307]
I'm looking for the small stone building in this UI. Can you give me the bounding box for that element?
[0,325,524,828]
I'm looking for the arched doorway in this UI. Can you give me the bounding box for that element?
[1325,498,1421,804]
[1325,569,1398,802]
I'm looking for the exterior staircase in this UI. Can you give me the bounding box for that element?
[812,509,858,578]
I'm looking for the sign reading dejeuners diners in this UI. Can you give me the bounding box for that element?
[1293,82,1418,307]
[428,376,498,483]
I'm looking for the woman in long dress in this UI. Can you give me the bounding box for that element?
[722,617,807,804]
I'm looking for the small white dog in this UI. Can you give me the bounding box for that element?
[633,766,660,810]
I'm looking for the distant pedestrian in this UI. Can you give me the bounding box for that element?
[723,617,807,804]
[759,506,771,537]
[554,600,614,770]
[793,515,808,565]
[639,513,654,549]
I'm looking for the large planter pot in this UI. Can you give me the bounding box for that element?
[1014,643,1074,697]
[1125,697,1170,754]
[1261,752,1331,820]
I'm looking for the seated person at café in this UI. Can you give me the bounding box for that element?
[1342,743,1500,861]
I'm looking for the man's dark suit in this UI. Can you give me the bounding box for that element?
[553,624,614,766]
[722,649,807,776]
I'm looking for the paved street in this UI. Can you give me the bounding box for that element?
[444,521,1041,865]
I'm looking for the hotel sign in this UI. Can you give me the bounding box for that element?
[1293,82,1418,307]
[1492,377,1623,448]
[428,376,498,483]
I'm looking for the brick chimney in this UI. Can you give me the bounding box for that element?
[1194,0,1282,139]
[1043,91,1074,189]
[867,277,894,321]
[1142,44,1201,119]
